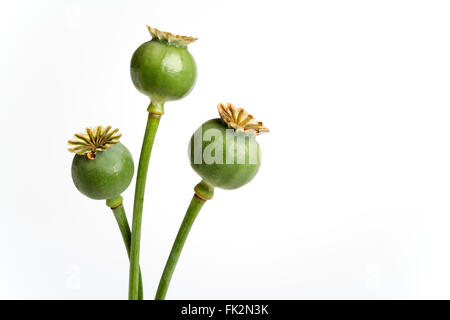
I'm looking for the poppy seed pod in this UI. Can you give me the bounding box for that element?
[130,26,197,114]
[189,103,269,190]
[68,126,134,200]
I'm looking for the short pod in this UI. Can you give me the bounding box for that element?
[68,126,134,201]
[68,126,143,299]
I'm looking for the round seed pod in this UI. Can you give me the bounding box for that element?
[68,126,134,200]
[189,103,269,190]
[130,26,197,106]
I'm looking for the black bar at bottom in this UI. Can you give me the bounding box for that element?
[0,300,444,318]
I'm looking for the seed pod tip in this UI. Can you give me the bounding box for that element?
[217,102,269,135]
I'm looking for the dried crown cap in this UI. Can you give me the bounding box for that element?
[68,126,122,159]
[217,103,269,135]
[147,25,197,47]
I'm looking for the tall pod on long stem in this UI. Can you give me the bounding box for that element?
[128,26,197,300]
[68,126,143,299]
[155,103,269,299]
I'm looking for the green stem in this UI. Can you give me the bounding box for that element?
[108,198,144,300]
[129,102,163,300]
[155,194,206,300]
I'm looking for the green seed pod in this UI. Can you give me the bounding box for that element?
[68,126,134,200]
[130,26,197,112]
[189,103,269,190]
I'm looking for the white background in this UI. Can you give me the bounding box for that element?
[1,0,450,299]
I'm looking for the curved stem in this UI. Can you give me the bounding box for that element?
[129,104,163,300]
[155,194,206,300]
[109,201,144,300]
